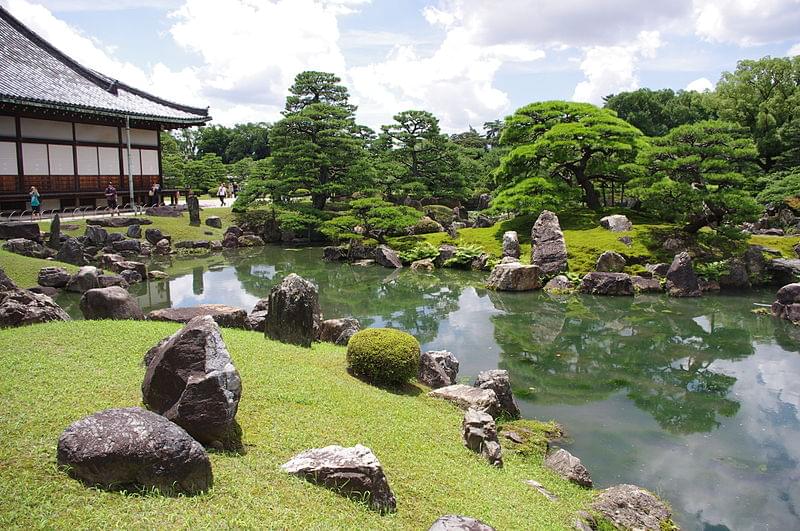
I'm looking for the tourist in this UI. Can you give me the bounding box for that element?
[104,182,119,216]
[232,182,239,198]
[148,184,157,206]
[154,182,161,206]
[217,183,227,206]
[29,186,41,219]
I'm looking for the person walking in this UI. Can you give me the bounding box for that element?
[29,186,41,220]
[217,183,227,206]
[232,182,239,198]
[104,182,119,216]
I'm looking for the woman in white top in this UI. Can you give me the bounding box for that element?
[217,183,227,206]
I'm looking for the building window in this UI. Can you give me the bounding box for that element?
[131,128,158,146]
[20,118,73,141]
[22,143,48,174]
[141,149,159,174]
[77,146,99,175]
[75,123,119,143]
[0,142,17,174]
[122,148,142,176]
[48,145,74,175]
[98,147,120,175]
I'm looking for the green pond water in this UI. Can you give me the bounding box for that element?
[58,246,800,530]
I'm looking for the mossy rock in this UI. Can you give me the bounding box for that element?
[497,419,563,458]
[424,205,455,226]
[347,328,421,386]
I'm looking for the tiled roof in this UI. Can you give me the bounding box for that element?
[0,7,210,126]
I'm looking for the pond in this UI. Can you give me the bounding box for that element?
[57,247,800,530]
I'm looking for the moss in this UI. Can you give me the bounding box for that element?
[346,327,421,385]
[748,234,800,258]
[497,419,563,459]
[0,249,78,288]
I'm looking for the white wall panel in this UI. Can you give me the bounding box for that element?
[141,149,159,174]
[0,142,17,174]
[77,146,99,175]
[122,148,142,176]
[48,145,74,175]
[22,143,48,175]
[20,118,72,141]
[75,123,118,143]
[130,128,158,146]
[98,147,120,175]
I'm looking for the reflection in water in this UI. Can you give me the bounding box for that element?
[55,247,800,530]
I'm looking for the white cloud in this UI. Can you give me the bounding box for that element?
[789,43,800,56]
[693,0,800,46]
[685,76,714,92]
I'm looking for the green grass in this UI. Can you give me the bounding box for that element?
[38,207,236,244]
[0,321,594,529]
[0,248,79,288]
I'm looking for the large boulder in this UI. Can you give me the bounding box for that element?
[665,252,701,297]
[428,384,500,418]
[486,263,541,291]
[264,274,322,347]
[318,317,360,345]
[578,272,634,296]
[501,231,520,259]
[462,408,503,467]
[55,237,88,266]
[111,239,142,254]
[418,350,459,389]
[65,266,102,293]
[531,210,567,275]
[591,484,674,531]
[476,193,491,210]
[595,251,626,273]
[147,305,248,329]
[145,228,171,246]
[2,238,53,258]
[375,245,402,268]
[0,221,40,241]
[142,316,242,447]
[80,286,144,320]
[205,216,222,229]
[145,205,182,217]
[281,444,396,513]
[544,448,592,487]
[474,369,520,419]
[57,407,212,495]
[767,258,800,285]
[599,214,632,232]
[0,289,70,328]
[771,283,800,324]
[428,515,496,531]
[718,258,750,289]
[84,225,108,246]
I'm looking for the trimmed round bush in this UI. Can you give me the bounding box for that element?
[346,328,421,386]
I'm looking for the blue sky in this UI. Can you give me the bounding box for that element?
[2,0,799,131]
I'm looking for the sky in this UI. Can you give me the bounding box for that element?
[2,0,799,132]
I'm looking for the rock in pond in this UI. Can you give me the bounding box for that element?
[531,210,567,275]
[65,266,102,293]
[578,272,634,296]
[502,230,520,259]
[264,273,322,347]
[595,250,626,273]
[631,275,662,293]
[148,304,248,329]
[544,448,592,487]
[665,252,701,297]
[57,407,212,495]
[418,350,459,388]
[38,266,71,288]
[591,484,673,531]
[772,283,800,324]
[475,369,520,419]
[428,384,500,418]
[142,316,242,447]
[462,408,503,467]
[599,214,632,232]
[429,515,495,530]
[486,262,541,291]
[375,245,402,268]
[237,234,265,247]
[543,275,574,294]
[0,288,70,328]
[767,258,800,285]
[318,317,360,345]
[411,258,435,272]
[80,286,144,320]
[281,444,396,513]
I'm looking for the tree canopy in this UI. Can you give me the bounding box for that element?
[603,88,717,137]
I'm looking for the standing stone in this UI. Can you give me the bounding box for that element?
[126,224,141,238]
[544,448,593,487]
[531,210,567,275]
[591,484,673,531]
[418,350,459,388]
[57,407,212,495]
[80,286,144,320]
[142,316,242,447]
[187,195,201,226]
[65,266,102,293]
[477,193,491,210]
[599,214,632,232]
[48,214,61,249]
[429,515,496,531]
[281,444,396,513]
[264,273,322,347]
[578,272,634,296]
[665,252,701,297]
[0,288,70,328]
[486,262,541,291]
[462,408,503,467]
[475,369,520,419]
[502,231,520,259]
[318,318,360,345]
[595,251,626,273]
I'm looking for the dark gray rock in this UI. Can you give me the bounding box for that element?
[225,226,244,238]
[428,515,495,531]
[772,283,800,323]
[29,285,59,298]
[222,233,239,248]
[155,239,172,255]
[428,384,500,418]
[111,239,141,254]
[0,221,40,241]
[99,253,124,270]
[65,266,102,293]
[3,238,53,258]
[501,231,520,259]
[0,288,70,328]
[418,350,459,388]
[665,252,701,297]
[699,278,720,292]
[476,193,491,210]
[246,310,269,332]
[84,225,108,246]
[187,195,201,226]
[148,305,248,329]
[126,224,141,238]
[435,244,458,267]
[595,250,626,273]
[486,263,541,291]
[475,369,520,419]
[97,273,128,289]
[323,246,348,262]
[645,263,670,278]
[543,275,574,294]
[767,258,800,285]
[142,316,242,447]
[544,448,592,487]
[453,206,469,221]
[472,214,493,228]
[55,237,87,266]
[579,272,634,296]
[145,205,182,217]
[281,444,396,513]
[318,317,360,345]
[119,269,143,285]
[591,484,673,531]
[0,267,17,292]
[375,245,402,268]
[145,228,170,246]
[264,274,322,347]
[719,258,750,289]
[80,286,143,320]
[48,214,61,249]
[462,408,502,467]
[531,210,567,275]
[57,407,212,495]
[631,276,662,293]
[175,240,195,249]
[600,214,632,232]
[107,232,124,244]
[205,216,222,229]
[776,283,800,304]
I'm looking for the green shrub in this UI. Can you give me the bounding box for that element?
[398,242,440,264]
[346,328,420,386]
[443,243,485,268]
[424,205,455,226]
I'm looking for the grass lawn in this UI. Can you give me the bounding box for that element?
[0,249,78,288]
[0,321,595,529]
[748,234,800,258]
[36,207,236,244]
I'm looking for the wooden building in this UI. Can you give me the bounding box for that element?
[0,6,210,212]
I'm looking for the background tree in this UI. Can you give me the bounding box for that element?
[224,123,271,162]
[320,197,421,243]
[631,120,760,232]
[603,88,717,136]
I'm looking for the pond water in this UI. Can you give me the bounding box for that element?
[58,247,800,530]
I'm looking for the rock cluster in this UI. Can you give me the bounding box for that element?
[462,408,502,467]
[772,283,800,323]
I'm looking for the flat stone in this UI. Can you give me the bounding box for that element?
[411,258,435,272]
[87,217,152,227]
[591,484,673,531]
[524,480,559,501]
[237,234,265,247]
[544,448,592,487]
[147,305,248,329]
[0,221,40,241]
[145,205,183,217]
[418,350,459,389]
[428,515,495,531]
[428,384,500,417]
[38,267,71,288]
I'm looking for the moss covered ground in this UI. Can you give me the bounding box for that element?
[0,249,78,288]
[0,321,595,530]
